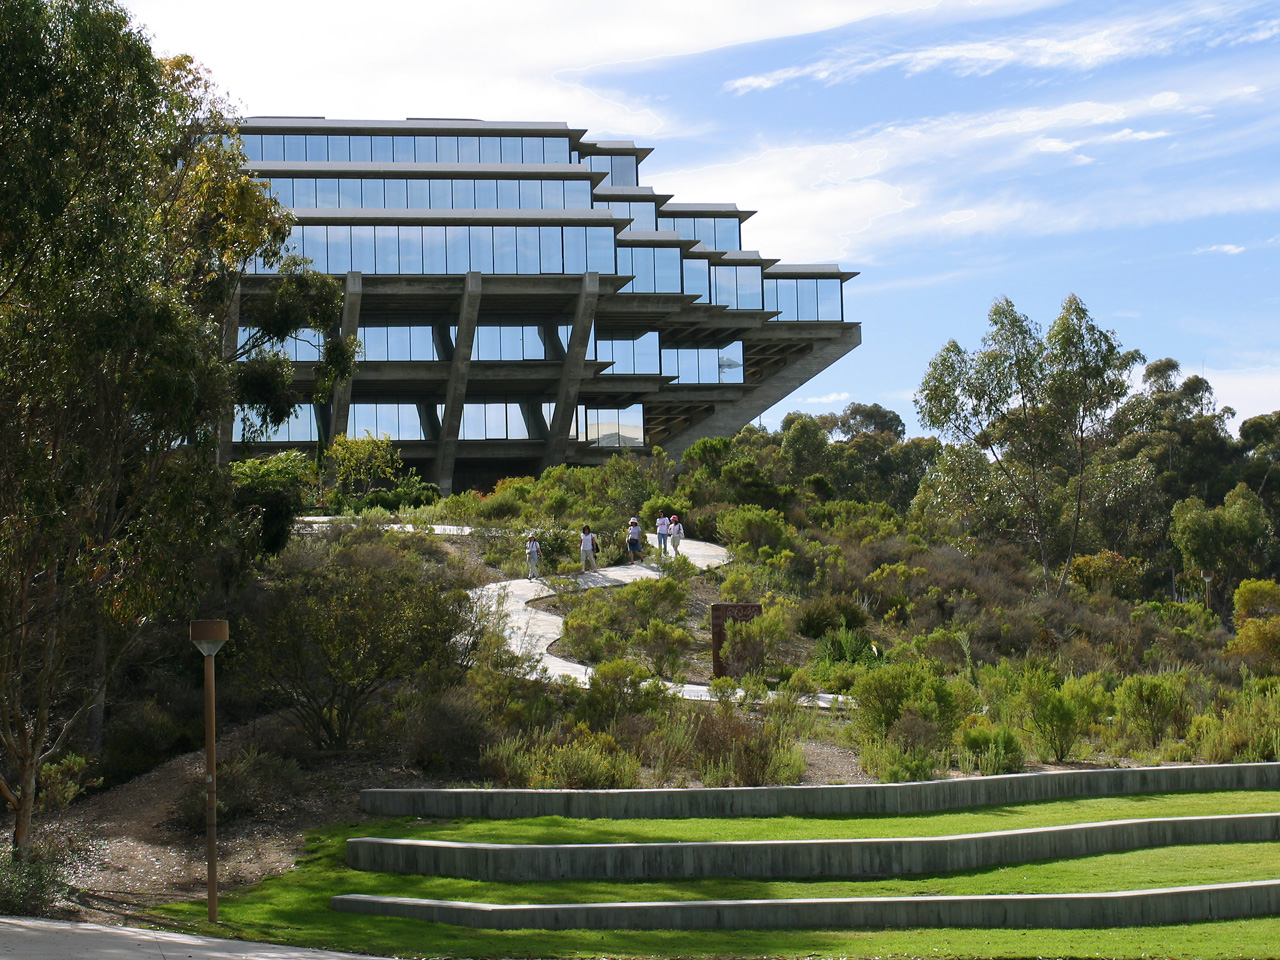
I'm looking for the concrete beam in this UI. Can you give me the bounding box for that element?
[541,272,598,471]
[217,286,241,466]
[329,272,363,441]
[661,322,861,458]
[434,272,482,495]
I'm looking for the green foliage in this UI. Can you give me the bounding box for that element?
[480,724,641,789]
[1171,483,1276,607]
[631,620,695,678]
[573,659,671,730]
[232,452,315,554]
[715,504,789,558]
[1188,681,1280,763]
[850,661,967,781]
[955,716,1025,775]
[1114,672,1197,749]
[1229,578,1280,665]
[326,431,401,502]
[176,743,305,832]
[1015,667,1107,763]
[719,605,791,679]
[0,854,66,917]
[1068,551,1146,601]
[35,754,101,815]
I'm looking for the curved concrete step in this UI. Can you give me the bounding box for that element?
[346,812,1280,881]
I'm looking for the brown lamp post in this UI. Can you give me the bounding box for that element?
[190,620,228,922]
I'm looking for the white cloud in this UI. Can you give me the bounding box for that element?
[1197,244,1247,254]
[727,0,1280,92]
[803,392,852,404]
[1202,363,1280,426]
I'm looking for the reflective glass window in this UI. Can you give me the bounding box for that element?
[469,226,494,273]
[460,403,484,440]
[261,135,284,161]
[797,278,818,320]
[715,218,740,250]
[398,226,423,273]
[493,226,517,273]
[429,179,451,208]
[657,217,674,232]
[273,178,294,207]
[436,137,458,162]
[737,266,763,309]
[587,155,611,186]
[316,178,338,208]
[544,138,570,164]
[713,266,737,308]
[351,402,376,437]
[371,136,393,162]
[359,325,388,361]
[655,248,681,292]
[818,279,843,320]
[306,135,328,161]
[475,325,501,360]
[764,279,777,311]
[407,179,429,208]
[719,341,744,382]
[327,135,350,162]
[516,226,540,274]
[303,225,327,272]
[587,227,614,273]
[242,135,262,161]
[541,179,564,209]
[499,325,522,360]
[410,325,437,360]
[350,136,371,161]
[615,247,633,291]
[328,226,351,274]
[519,179,540,209]
[563,226,587,273]
[384,179,407,208]
[284,135,306,161]
[522,137,544,163]
[631,246,654,292]
[479,137,501,163]
[393,136,414,162]
[445,226,469,272]
[293,178,316,208]
[452,179,475,209]
[474,179,497,208]
[339,179,361,208]
[362,178,384,207]
[414,136,436,161]
[387,326,410,361]
[696,218,715,245]
[458,137,480,163]
[500,137,521,163]
[611,155,638,187]
[423,227,446,272]
[497,179,519,209]
[631,203,657,231]
[683,259,709,302]
[539,227,563,273]
[565,180,591,208]
[352,226,375,273]
[375,226,399,273]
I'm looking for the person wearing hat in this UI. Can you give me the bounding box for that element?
[626,517,643,564]
[525,533,542,579]
[655,510,670,555]
[669,515,684,556]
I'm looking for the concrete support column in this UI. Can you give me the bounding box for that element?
[328,271,363,442]
[541,272,598,471]
[435,272,482,495]
[217,286,241,467]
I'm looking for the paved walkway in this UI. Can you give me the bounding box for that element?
[0,917,391,960]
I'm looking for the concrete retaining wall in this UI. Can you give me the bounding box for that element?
[361,763,1280,820]
[346,812,1280,881]
[331,879,1280,930]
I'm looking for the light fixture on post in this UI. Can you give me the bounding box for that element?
[190,619,228,922]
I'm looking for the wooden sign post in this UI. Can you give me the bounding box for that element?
[709,602,763,678]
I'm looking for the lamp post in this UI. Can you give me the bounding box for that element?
[190,620,227,922]
[1202,570,1213,610]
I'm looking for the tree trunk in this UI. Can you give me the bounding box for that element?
[12,761,37,861]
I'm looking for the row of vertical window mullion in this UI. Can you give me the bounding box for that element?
[269,177,591,210]
[242,134,572,165]
[763,278,844,321]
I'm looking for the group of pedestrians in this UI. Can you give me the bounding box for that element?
[523,511,685,579]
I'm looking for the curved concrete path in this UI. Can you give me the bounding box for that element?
[0,917,393,960]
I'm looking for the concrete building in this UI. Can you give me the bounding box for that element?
[232,118,859,494]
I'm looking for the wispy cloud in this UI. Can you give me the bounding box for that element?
[1197,243,1247,254]
[727,0,1279,93]
[803,392,851,404]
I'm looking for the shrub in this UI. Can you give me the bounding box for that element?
[1188,682,1280,762]
[100,698,200,786]
[955,716,1025,775]
[716,504,789,557]
[175,744,305,832]
[631,620,694,678]
[797,594,871,639]
[1015,667,1108,763]
[815,626,877,665]
[849,660,966,782]
[480,724,641,788]
[0,855,66,917]
[688,705,805,787]
[573,659,671,730]
[1115,671,1196,748]
[396,684,493,773]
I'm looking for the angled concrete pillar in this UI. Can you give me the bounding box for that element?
[217,286,241,466]
[541,272,598,471]
[435,272,483,495]
[329,271,363,442]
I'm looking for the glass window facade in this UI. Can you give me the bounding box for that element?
[599,201,657,231]
[583,154,640,187]
[357,325,440,361]
[711,265,763,309]
[575,405,644,446]
[253,225,615,275]
[657,216,742,251]
[350,403,426,440]
[233,405,317,442]
[238,327,322,361]
[595,331,660,374]
[266,177,591,210]
[472,324,549,361]
[243,134,572,165]
[446,402,531,440]
[763,278,844,321]
[616,246,682,293]
[661,341,744,384]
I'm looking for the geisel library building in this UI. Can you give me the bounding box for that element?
[233,118,860,494]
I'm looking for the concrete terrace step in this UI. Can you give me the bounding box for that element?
[331,878,1280,930]
[345,812,1280,881]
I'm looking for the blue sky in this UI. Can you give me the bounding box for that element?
[123,0,1279,436]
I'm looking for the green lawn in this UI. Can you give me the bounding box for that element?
[150,800,1280,959]
[356,789,1280,845]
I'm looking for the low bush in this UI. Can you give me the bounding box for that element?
[396,684,494,773]
[0,845,68,916]
[1016,667,1108,763]
[480,724,641,788]
[176,744,305,832]
[1189,681,1280,762]
[955,715,1024,775]
[1115,671,1198,749]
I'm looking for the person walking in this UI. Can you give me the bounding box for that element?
[656,510,670,555]
[627,517,644,564]
[580,524,598,572]
[669,515,684,557]
[525,533,541,579]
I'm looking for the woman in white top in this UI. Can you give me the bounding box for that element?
[656,511,670,554]
[627,517,643,564]
[580,525,598,571]
[669,515,684,556]
[525,534,541,579]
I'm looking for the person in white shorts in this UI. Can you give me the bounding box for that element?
[669,515,684,556]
